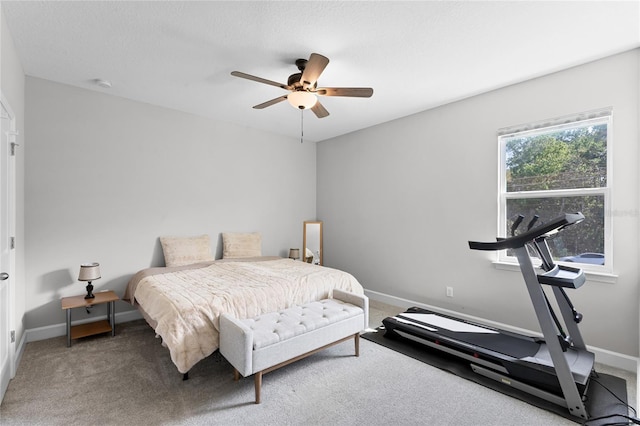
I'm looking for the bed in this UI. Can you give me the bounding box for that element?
[123,233,364,374]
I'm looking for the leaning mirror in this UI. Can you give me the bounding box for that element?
[303,221,323,265]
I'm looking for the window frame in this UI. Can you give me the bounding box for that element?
[497,112,613,274]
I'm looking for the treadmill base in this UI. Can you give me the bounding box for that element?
[362,327,628,425]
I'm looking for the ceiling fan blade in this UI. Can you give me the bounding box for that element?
[253,95,288,109]
[301,53,329,90]
[231,71,290,90]
[316,87,374,98]
[311,100,330,118]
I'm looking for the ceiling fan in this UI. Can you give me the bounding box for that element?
[231,53,373,118]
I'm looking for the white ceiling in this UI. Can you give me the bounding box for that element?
[3,1,639,142]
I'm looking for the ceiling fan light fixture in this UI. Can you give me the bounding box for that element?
[287,91,317,110]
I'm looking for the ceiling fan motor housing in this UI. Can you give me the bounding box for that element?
[287,73,302,88]
[288,58,318,89]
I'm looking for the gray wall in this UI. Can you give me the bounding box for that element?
[24,77,316,330]
[1,7,26,347]
[317,49,640,357]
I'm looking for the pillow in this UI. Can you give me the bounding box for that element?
[160,234,214,267]
[222,232,262,259]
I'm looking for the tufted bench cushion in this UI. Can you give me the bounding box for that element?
[247,299,365,350]
[220,289,368,403]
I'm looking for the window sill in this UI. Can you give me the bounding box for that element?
[492,261,618,284]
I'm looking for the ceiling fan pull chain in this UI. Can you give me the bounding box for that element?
[300,109,304,143]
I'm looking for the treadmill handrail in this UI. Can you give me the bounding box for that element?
[468,212,584,251]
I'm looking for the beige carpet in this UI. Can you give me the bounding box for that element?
[0,301,634,425]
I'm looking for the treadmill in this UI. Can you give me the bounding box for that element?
[382,212,595,420]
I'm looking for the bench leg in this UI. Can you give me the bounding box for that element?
[254,371,262,404]
[243,332,361,405]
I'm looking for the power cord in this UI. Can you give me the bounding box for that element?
[582,413,640,425]
[581,378,640,425]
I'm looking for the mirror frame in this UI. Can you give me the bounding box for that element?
[303,221,323,266]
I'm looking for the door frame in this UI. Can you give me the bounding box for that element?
[0,92,17,403]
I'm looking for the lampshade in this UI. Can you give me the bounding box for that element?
[78,263,101,281]
[287,91,317,110]
[288,248,300,260]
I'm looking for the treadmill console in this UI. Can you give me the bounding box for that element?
[468,212,584,252]
[469,212,585,289]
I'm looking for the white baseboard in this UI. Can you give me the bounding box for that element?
[25,309,143,343]
[365,289,639,373]
[14,330,26,375]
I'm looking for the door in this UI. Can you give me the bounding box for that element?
[0,94,16,402]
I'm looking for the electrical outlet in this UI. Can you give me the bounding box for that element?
[446,286,454,298]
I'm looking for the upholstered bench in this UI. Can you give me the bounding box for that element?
[219,289,369,404]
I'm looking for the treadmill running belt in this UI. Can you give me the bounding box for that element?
[393,311,540,359]
[452,332,539,359]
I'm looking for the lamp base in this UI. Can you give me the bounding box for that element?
[84,282,95,299]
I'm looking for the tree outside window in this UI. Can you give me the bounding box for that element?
[499,113,611,269]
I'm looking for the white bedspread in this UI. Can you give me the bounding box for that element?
[125,257,364,373]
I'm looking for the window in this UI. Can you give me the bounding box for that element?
[498,110,612,271]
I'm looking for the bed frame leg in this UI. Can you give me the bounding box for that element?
[183,372,189,381]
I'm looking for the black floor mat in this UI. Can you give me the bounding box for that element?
[362,327,631,425]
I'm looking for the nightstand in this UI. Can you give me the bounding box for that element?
[61,290,119,347]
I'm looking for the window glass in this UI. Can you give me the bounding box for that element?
[505,123,607,192]
[506,196,604,264]
[499,114,610,269]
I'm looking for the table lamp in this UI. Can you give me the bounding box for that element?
[78,262,101,299]
[288,248,300,261]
